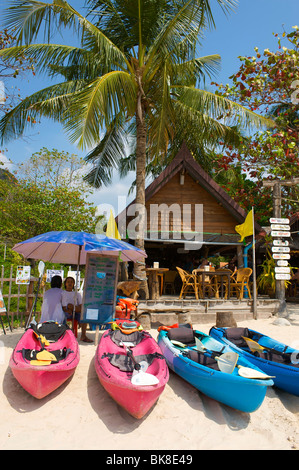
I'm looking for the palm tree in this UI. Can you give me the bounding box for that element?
[0,0,273,297]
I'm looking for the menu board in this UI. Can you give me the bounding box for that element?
[81,253,119,325]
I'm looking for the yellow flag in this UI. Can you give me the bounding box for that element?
[106,209,121,240]
[235,210,253,242]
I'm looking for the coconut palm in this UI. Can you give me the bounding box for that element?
[0,0,273,297]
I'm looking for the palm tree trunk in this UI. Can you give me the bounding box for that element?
[133,87,149,299]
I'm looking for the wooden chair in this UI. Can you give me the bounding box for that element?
[230,268,252,300]
[163,270,178,295]
[176,267,198,299]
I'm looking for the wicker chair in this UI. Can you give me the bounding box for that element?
[230,268,252,300]
[176,267,199,299]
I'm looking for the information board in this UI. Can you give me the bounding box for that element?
[81,253,119,325]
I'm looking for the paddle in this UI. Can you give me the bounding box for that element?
[170,339,238,373]
[190,337,272,379]
[242,336,269,353]
[196,337,275,379]
[119,342,159,386]
[26,261,45,328]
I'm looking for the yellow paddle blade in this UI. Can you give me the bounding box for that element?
[33,331,50,346]
[39,334,50,347]
[30,360,52,366]
[36,350,57,362]
[242,336,265,352]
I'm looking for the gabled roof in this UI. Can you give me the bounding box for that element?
[118,143,261,232]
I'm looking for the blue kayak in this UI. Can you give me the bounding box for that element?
[209,326,299,396]
[157,326,273,413]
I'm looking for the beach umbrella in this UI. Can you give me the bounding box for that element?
[12,231,146,264]
[105,209,121,240]
[13,231,147,329]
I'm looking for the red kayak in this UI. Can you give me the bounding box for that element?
[10,322,79,399]
[95,320,169,419]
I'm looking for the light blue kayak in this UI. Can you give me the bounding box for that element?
[157,326,273,413]
[210,326,299,396]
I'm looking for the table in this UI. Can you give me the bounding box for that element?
[146,268,169,299]
[193,269,231,299]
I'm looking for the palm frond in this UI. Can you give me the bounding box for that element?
[63,71,137,149]
[84,122,128,188]
[174,86,276,130]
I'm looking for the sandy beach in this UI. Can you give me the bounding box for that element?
[1,310,299,451]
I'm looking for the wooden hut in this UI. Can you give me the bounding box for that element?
[117,143,261,271]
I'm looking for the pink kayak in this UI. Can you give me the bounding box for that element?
[10,322,79,399]
[95,320,169,419]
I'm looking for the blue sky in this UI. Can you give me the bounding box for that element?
[0,0,298,215]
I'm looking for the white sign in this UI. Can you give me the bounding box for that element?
[271,231,291,237]
[272,253,290,260]
[269,217,289,224]
[271,224,290,231]
[273,239,289,246]
[271,246,290,253]
[16,266,31,285]
[275,273,291,280]
[277,260,289,267]
[275,267,291,274]
[46,269,64,283]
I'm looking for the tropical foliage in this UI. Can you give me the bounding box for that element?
[212,27,299,223]
[0,0,273,296]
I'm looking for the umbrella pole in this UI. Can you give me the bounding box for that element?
[72,246,81,333]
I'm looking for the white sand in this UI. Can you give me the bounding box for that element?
[1,311,299,451]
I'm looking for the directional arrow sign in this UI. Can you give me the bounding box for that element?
[271,246,290,253]
[271,224,290,231]
[273,239,289,246]
[275,267,291,273]
[269,217,289,224]
[275,273,291,280]
[277,260,289,267]
[272,253,290,260]
[271,231,291,237]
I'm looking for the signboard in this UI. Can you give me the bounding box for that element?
[275,273,291,280]
[81,253,119,325]
[275,267,291,274]
[271,224,290,231]
[46,269,64,283]
[273,239,289,246]
[16,266,31,285]
[269,217,289,224]
[277,260,289,267]
[0,290,6,314]
[272,253,290,260]
[271,231,291,237]
[271,246,290,253]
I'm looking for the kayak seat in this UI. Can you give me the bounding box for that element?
[102,352,164,372]
[167,327,196,347]
[20,347,73,364]
[108,329,146,347]
[29,322,70,342]
[223,327,253,349]
[187,349,219,371]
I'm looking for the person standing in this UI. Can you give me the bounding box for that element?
[40,275,64,323]
[62,276,92,343]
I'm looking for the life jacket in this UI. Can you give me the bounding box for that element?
[111,319,143,334]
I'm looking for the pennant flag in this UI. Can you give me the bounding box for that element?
[106,209,121,240]
[235,210,254,242]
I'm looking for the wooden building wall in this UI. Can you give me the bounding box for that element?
[144,172,238,236]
